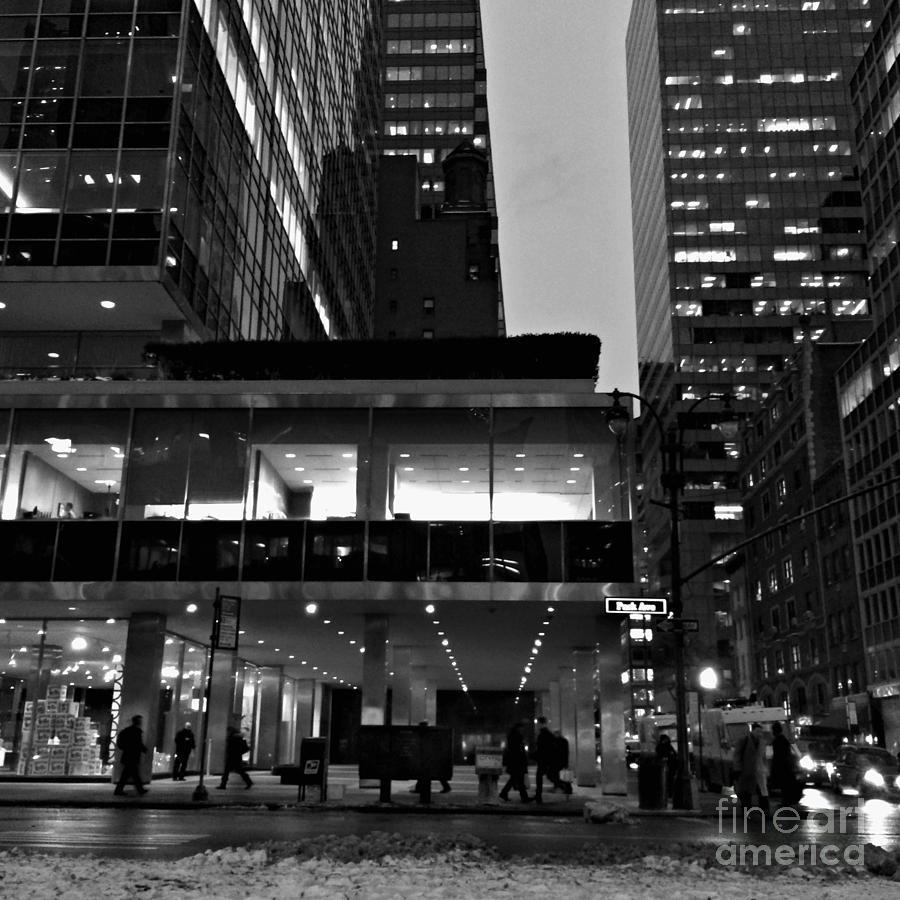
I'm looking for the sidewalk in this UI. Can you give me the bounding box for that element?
[0,766,725,816]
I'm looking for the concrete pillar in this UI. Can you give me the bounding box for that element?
[254,667,282,771]
[547,681,561,731]
[361,614,388,725]
[596,614,627,795]
[558,665,576,754]
[424,678,437,724]
[391,646,412,725]
[295,679,316,740]
[410,665,428,723]
[572,648,597,787]
[116,613,167,784]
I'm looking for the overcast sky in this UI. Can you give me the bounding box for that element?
[480,0,639,392]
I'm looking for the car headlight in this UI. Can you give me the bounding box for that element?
[894,775,900,790]
[825,762,835,776]
[863,768,885,788]
[799,754,815,771]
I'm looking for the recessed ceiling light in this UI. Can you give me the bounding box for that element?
[100,300,116,309]
[458,467,469,472]
[0,302,6,309]
[48,352,60,359]
[285,453,296,459]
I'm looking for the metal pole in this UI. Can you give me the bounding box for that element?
[192,590,220,802]
[665,432,693,810]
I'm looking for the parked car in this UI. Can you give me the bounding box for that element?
[830,745,900,800]
[795,739,837,787]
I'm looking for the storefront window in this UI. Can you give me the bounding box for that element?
[246,409,367,520]
[371,408,490,520]
[0,617,127,776]
[153,634,206,775]
[1,409,128,521]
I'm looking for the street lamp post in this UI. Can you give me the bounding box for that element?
[606,389,738,811]
[697,665,719,792]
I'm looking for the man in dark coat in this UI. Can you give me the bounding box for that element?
[114,714,148,796]
[218,726,253,789]
[769,722,801,805]
[499,720,531,802]
[172,722,196,781]
[534,717,571,802]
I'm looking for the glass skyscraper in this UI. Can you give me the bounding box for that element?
[626,0,879,687]
[0,0,381,375]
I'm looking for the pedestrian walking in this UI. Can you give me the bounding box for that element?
[113,714,148,796]
[217,726,253,789]
[769,722,802,806]
[172,722,196,781]
[655,733,678,802]
[534,717,571,802]
[499,720,531,803]
[733,723,770,815]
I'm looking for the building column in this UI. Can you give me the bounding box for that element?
[391,646,412,725]
[116,613,167,784]
[596,614,627,795]
[409,667,431,723]
[558,665,576,757]
[547,681,561,731]
[361,614,389,725]
[254,667,282,771]
[572,648,597,787]
[424,678,437,724]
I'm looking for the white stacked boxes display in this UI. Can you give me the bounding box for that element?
[17,685,102,775]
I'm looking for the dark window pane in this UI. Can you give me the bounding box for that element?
[112,211,160,238]
[60,212,110,238]
[121,122,170,147]
[116,150,166,209]
[109,239,158,264]
[0,18,36,40]
[17,151,67,209]
[0,42,33,97]
[0,522,56,580]
[118,522,180,580]
[57,240,108,264]
[21,124,69,148]
[563,522,634,582]
[124,97,171,121]
[8,213,59,239]
[305,522,364,580]
[31,40,80,98]
[179,523,241,580]
[76,97,123,121]
[242,523,303,580]
[4,241,55,264]
[86,15,133,38]
[427,522,489,581]
[367,521,427,581]
[0,99,26,122]
[491,522,562,582]
[91,0,136,11]
[129,39,177,95]
[43,1,89,12]
[54,522,117,580]
[25,97,71,125]
[80,39,128,95]
[134,14,180,38]
[72,122,120,146]
[137,0,182,12]
[0,124,22,150]
[39,16,85,39]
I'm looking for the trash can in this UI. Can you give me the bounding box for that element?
[637,756,667,809]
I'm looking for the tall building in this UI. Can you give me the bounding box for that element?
[0,0,382,377]
[379,0,502,339]
[737,335,869,731]
[626,0,879,692]
[838,0,900,751]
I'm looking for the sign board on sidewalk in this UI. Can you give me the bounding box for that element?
[605,597,668,616]
[215,594,241,650]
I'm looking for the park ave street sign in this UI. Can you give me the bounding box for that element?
[604,598,668,615]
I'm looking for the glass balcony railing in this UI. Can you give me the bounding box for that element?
[0,519,634,584]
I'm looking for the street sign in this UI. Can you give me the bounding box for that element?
[605,597,668,616]
[655,618,699,634]
[215,594,242,650]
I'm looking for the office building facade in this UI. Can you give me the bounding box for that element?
[626,0,879,692]
[0,0,382,378]
[839,0,900,751]
[0,336,638,786]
